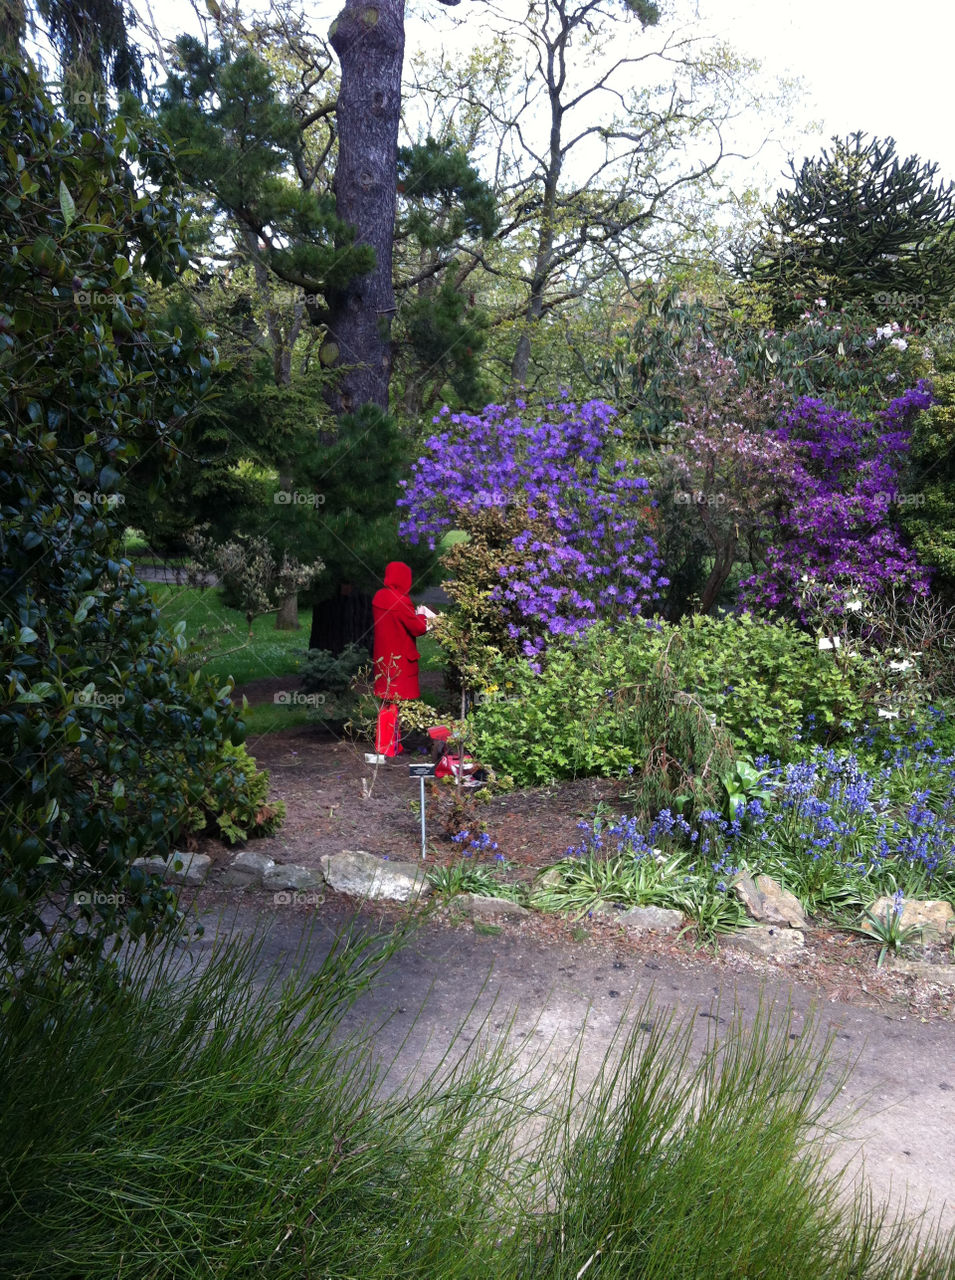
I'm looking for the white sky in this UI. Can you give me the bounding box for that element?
[695,0,955,183]
[133,0,955,195]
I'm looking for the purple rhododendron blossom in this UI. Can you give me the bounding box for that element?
[741,383,934,618]
[398,399,668,653]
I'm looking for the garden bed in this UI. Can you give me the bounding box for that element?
[191,722,955,1023]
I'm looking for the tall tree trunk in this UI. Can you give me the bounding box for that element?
[509,21,565,389]
[325,0,404,414]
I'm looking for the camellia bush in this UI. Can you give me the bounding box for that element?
[0,61,258,984]
[398,397,668,659]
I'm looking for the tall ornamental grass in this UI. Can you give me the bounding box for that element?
[1,924,953,1279]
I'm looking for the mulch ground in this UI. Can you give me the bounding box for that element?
[188,677,955,1023]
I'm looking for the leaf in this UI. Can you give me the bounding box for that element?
[58,178,76,228]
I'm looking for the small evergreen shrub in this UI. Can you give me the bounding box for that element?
[187,743,285,845]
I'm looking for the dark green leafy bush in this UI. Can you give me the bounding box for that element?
[0,61,267,980]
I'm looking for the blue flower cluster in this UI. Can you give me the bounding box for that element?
[451,829,499,857]
[567,728,955,910]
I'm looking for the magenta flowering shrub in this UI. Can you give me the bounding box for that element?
[742,383,935,617]
[398,398,668,655]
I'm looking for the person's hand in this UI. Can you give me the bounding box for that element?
[415,604,437,628]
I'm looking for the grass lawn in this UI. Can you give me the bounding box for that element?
[150,584,312,687]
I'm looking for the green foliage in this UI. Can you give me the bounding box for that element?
[469,630,735,804]
[721,757,774,824]
[300,643,368,724]
[901,349,955,594]
[427,860,522,902]
[290,405,437,604]
[741,132,955,327]
[301,643,368,695]
[469,614,881,796]
[842,897,925,968]
[0,60,260,977]
[161,38,372,302]
[397,136,498,248]
[668,613,883,758]
[186,743,285,846]
[431,505,552,694]
[393,137,498,412]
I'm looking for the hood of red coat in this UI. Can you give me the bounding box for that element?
[383,561,412,594]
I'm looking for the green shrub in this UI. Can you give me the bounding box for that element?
[671,613,883,758]
[470,631,734,805]
[468,611,885,791]
[301,643,368,724]
[0,61,251,980]
[185,743,285,846]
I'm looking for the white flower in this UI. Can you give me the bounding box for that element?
[888,659,914,671]
[815,298,827,308]
[817,636,841,650]
[890,337,908,351]
[844,599,863,613]
[877,708,900,720]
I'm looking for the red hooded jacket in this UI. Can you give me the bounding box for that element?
[372,561,427,700]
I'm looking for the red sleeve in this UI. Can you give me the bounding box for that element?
[397,596,427,638]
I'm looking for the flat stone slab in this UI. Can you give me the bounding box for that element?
[864,898,955,943]
[262,864,324,892]
[457,894,530,921]
[733,872,808,929]
[883,958,955,986]
[617,905,684,934]
[320,850,430,902]
[131,855,168,878]
[722,925,805,960]
[220,850,276,888]
[165,852,212,887]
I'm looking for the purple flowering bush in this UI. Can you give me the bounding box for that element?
[741,383,935,618]
[398,398,668,658]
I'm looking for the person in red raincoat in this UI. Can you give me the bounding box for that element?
[371,562,433,753]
